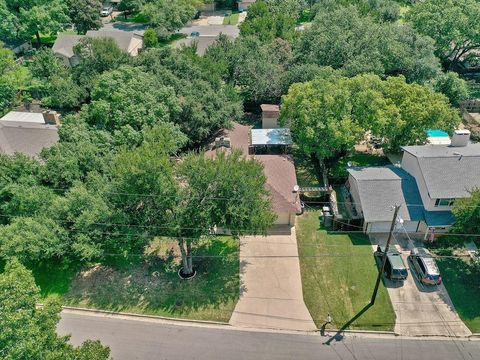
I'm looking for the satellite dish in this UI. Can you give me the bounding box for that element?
[293,185,300,193]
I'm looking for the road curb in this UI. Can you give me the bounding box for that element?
[51,305,230,327]
[327,329,398,336]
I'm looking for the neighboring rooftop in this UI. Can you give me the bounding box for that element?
[0,111,45,124]
[402,143,480,199]
[0,122,59,157]
[251,128,293,146]
[348,166,424,223]
[51,34,84,58]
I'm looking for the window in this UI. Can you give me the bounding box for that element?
[417,258,426,275]
[435,198,455,207]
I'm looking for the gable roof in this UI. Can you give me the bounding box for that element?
[348,166,424,223]
[52,29,143,59]
[0,121,59,157]
[206,122,301,214]
[52,34,84,58]
[402,144,480,198]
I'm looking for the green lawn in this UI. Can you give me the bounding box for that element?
[292,147,324,188]
[32,236,239,322]
[436,258,480,332]
[223,12,239,25]
[330,152,389,179]
[296,211,396,331]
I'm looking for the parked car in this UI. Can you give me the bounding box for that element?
[374,245,408,281]
[408,247,442,285]
[191,31,200,37]
[101,5,113,17]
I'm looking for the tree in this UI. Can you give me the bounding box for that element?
[110,130,275,276]
[0,258,110,359]
[205,36,290,104]
[118,0,144,19]
[0,217,66,263]
[280,71,461,160]
[0,0,70,46]
[0,42,33,114]
[66,0,102,34]
[451,189,480,236]
[143,28,159,48]
[239,0,300,42]
[171,151,276,276]
[72,37,130,90]
[142,0,202,40]
[427,72,470,107]
[406,0,480,69]
[294,5,440,83]
[83,65,180,133]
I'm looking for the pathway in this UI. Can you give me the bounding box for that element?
[229,226,317,331]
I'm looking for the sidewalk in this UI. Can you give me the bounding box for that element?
[229,226,317,331]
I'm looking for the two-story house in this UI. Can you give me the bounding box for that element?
[347,130,480,235]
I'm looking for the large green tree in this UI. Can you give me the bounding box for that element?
[111,131,275,276]
[294,5,440,83]
[451,189,480,236]
[0,258,110,359]
[66,0,102,34]
[0,0,70,46]
[406,0,480,69]
[280,71,460,160]
[142,0,202,40]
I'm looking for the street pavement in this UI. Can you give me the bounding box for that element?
[229,227,317,331]
[58,311,480,360]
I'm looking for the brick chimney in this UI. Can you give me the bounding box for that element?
[42,110,61,126]
[260,104,280,129]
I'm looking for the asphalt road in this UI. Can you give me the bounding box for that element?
[58,312,480,360]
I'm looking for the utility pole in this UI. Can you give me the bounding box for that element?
[370,203,401,305]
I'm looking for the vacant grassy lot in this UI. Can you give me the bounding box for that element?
[32,236,239,322]
[296,211,395,331]
[436,257,480,332]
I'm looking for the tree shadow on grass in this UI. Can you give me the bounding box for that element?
[62,237,240,322]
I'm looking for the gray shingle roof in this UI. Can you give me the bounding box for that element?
[52,34,84,58]
[85,30,137,52]
[402,144,480,198]
[0,121,59,157]
[348,166,424,223]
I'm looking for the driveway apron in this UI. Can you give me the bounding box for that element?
[229,226,317,331]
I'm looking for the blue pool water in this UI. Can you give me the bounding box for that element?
[426,129,449,137]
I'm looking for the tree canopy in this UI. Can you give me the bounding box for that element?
[280,70,460,160]
[66,0,102,34]
[451,189,480,236]
[0,258,110,359]
[406,0,480,69]
[0,0,70,46]
[294,5,440,83]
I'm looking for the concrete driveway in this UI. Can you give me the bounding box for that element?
[229,226,316,331]
[370,234,471,337]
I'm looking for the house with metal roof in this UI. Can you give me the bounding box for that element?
[347,130,480,234]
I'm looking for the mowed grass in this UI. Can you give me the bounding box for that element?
[296,211,396,331]
[223,12,239,25]
[436,258,480,332]
[32,236,240,322]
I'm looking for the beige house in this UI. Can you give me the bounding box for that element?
[206,123,301,226]
[52,29,144,66]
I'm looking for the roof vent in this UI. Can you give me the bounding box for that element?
[451,129,470,147]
